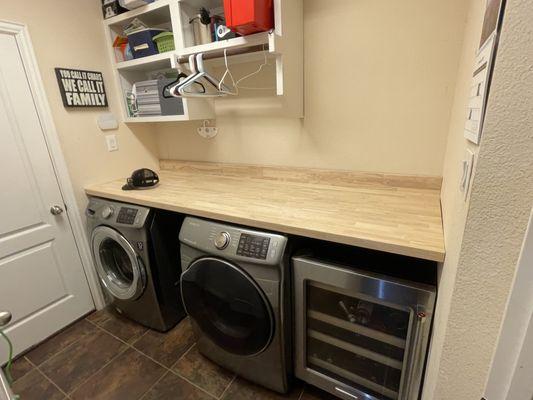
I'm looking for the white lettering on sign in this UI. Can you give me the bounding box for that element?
[55,68,108,108]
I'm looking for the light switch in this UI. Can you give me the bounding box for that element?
[105,134,118,152]
[460,149,475,201]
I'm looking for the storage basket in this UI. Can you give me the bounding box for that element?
[153,32,175,53]
[127,28,164,58]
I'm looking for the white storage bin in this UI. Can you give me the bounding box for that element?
[119,0,155,10]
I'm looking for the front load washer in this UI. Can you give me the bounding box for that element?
[179,217,291,393]
[86,197,186,331]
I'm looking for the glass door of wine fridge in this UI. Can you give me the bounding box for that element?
[292,256,436,400]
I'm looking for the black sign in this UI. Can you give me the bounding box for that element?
[55,68,108,108]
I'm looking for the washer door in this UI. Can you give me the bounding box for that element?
[181,257,274,356]
[91,226,146,301]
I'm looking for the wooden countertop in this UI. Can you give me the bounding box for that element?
[85,161,445,262]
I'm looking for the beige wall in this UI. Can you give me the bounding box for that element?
[424,0,533,398]
[1,0,159,212]
[422,0,485,396]
[156,0,470,176]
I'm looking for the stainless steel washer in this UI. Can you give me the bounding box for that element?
[87,197,186,331]
[179,217,291,393]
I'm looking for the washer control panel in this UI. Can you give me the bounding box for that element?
[179,217,287,266]
[237,234,270,260]
[86,197,150,229]
[117,207,139,225]
[214,231,231,249]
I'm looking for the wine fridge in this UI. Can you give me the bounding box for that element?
[293,256,436,400]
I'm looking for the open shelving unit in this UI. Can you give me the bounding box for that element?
[103,0,303,123]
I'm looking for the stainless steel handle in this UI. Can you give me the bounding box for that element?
[404,310,427,399]
[335,387,360,399]
[0,311,12,327]
[50,205,64,215]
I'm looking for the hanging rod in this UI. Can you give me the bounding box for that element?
[176,44,268,64]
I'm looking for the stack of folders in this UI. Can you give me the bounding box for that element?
[133,80,161,116]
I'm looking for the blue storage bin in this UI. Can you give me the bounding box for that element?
[127,28,165,59]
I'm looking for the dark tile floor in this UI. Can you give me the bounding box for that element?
[4,309,335,400]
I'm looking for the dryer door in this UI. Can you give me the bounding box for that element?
[91,226,146,301]
[181,257,274,356]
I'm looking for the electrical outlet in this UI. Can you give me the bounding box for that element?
[105,134,118,152]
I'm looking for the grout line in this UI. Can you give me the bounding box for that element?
[29,317,235,400]
[137,370,170,400]
[90,320,199,381]
[218,374,236,400]
[25,321,96,367]
[64,345,130,396]
[170,370,219,400]
[171,342,196,369]
[26,358,72,399]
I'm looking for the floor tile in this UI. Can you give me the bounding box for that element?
[172,344,234,397]
[71,347,166,400]
[133,317,195,367]
[85,309,111,325]
[300,385,339,400]
[11,369,65,400]
[40,329,126,393]
[142,371,214,400]
[25,319,97,365]
[4,356,33,382]
[222,377,303,400]
[88,308,148,343]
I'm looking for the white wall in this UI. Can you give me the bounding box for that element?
[156,0,470,177]
[0,0,159,212]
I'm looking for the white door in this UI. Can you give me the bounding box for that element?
[0,32,94,360]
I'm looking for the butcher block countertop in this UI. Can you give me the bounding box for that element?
[85,161,445,262]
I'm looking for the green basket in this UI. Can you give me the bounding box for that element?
[153,32,175,53]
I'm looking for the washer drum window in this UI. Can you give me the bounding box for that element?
[181,257,274,357]
[91,226,146,301]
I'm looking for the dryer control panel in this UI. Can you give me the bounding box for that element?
[237,234,270,260]
[179,217,287,266]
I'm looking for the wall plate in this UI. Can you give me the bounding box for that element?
[197,126,218,139]
[460,149,475,200]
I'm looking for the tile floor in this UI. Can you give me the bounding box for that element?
[5,309,335,400]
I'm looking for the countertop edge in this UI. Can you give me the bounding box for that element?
[84,187,446,263]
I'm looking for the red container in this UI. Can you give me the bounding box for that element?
[223,0,274,35]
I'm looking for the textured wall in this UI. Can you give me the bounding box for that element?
[156,0,470,176]
[1,0,159,212]
[424,0,533,398]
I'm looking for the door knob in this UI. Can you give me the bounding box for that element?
[0,311,12,327]
[50,205,64,215]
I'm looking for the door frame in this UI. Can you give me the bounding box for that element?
[0,20,105,309]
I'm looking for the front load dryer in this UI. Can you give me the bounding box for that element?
[179,216,291,393]
[86,196,186,331]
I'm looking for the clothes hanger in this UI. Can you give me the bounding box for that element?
[196,53,232,92]
[177,53,229,97]
[169,55,203,97]
[161,72,205,99]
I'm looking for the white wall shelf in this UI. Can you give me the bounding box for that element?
[102,0,302,123]
[115,52,173,71]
